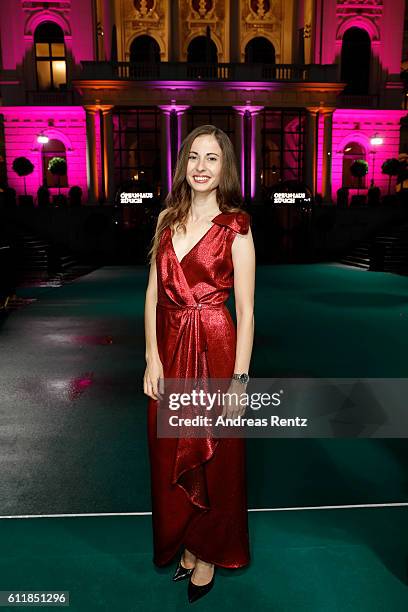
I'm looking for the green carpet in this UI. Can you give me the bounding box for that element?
[0,263,406,610]
[0,508,406,611]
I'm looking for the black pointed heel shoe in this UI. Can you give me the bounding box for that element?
[187,565,215,603]
[172,557,195,582]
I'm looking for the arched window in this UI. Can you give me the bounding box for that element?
[187,36,218,63]
[34,22,67,91]
[130,35,161,63]
[245,37,275,64]
[42,139,68,188]
[342,142,367,188]
[340,27,371,95]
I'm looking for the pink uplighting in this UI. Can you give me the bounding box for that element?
[317,109,406,200]
[1,106,88,200]
[0,0,406,205]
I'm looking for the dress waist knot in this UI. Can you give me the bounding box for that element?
[157,302,225,311]
[157,302,226,365]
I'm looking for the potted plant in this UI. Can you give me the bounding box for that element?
[396,154,408,195]
[367,184,381,207]
[68,185,83,207]
[337,187,349,209]
[350,159,368,206]
[381,158,401,195]
[37,185,50,207]
[4,186,16,208]
[48,156,67,205]
[12,156,34,206]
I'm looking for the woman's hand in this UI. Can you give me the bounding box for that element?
[144,355,164,400]
[221,379,248,419]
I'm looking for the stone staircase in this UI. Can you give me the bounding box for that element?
[3,225,97,289]
[338,223,408,274]
[18,234,50,280]
[338,241,371,270]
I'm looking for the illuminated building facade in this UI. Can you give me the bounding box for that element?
[0,0,406,203]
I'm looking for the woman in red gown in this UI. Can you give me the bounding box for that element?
[144,125,255,603]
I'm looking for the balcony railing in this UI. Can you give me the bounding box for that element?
[337,94,379,108]
[26,90,75,105]
[79,61,338,83]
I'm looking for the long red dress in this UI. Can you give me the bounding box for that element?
[147,210,251,569]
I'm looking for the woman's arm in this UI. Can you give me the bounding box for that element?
[231,226,256,375]
[143,212,165,400]
[144,256,159,362]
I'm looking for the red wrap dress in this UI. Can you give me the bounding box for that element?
[147,210,251,569]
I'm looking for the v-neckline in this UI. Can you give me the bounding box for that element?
[170,212,223,265]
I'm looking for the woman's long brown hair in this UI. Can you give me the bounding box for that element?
[147,124,245,264]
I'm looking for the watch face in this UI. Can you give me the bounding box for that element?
[240,373,249,384]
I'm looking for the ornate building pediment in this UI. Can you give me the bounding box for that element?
[23,3,71,38]
[133,0,158,21]
[248,0,272,21]
[190,0,215,20]
[245,0,279,25]
[336,0,383,41]
[180,0,226,61]
[122,0,165,60]
[241,0,281,62]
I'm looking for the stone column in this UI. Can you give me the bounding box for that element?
[233,109,245,198]
[304,107,318,196]
[321,109,334,203]
[85,106,98,204]
[159,108,172,196]
[177,107,190,149]
[251,109,264,202]
[159,105,190,197]
[101,106,115,202]
[232,106,263,202]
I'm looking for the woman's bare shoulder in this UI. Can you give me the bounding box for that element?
[155,209,169,231]
[157,208,168,222]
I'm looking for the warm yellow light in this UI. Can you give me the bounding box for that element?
[35,43,49,57]
[370,134,383,146]
[52,61,66,88]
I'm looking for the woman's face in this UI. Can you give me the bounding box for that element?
[186,134,223,195]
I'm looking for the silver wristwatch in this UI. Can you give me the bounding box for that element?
[232,373,249,384]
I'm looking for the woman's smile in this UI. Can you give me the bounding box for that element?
[192,175,211,183]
